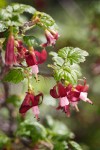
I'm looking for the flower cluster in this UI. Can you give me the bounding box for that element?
[4,33,93,119]
[5,29,59,73]
[4,26,59,119]
[4,27,93,120]
[50,80,93,117]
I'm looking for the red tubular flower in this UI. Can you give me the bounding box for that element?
[75,80,93,104]
[5,34,16,66]
[42,29,59,47]
[25,49,47,74]
[19,92,43,119]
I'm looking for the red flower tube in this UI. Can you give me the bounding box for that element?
[5,34,16,66]
[42,29,59,47]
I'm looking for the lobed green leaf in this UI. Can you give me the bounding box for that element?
[4,69,25,84]
[36,11,58,31]
[0,4,36,28]
[58,47,88,64]
[6,3,36,15]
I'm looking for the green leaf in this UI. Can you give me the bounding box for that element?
[54,64,81,84]
[69,141,83,150]
[36,11,58,30]
[11,3,36,15]
[58,47,88,64]
[50,52,64,66]
[54,141,68,150]
[50,49,83,84]
[49,51,58,57]
[0,4,36,28]
[0,8,12,20]
[6,5,13,13]
[23,35,39,47]
[16,121,47,143]
[0,22,7,32]
[54,69,64,81]
[4,69,24,84]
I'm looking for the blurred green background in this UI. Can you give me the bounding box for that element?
[0,0,100,150]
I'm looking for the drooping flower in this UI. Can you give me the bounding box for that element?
[75,79,93,104]
[42,29,59,47]
[19,92,43,119]
[5,34,16,66]
[25,49,47,74]
[50,82,70,116]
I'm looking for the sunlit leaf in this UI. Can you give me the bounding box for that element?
[58,47,88,64]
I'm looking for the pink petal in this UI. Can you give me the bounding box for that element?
[32,106,40,119]
[31,65,39,74]
[79,92,88,102]
[59,96,69,107]
[80,92,93,104]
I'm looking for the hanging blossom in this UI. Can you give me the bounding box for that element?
[5,34,17,66]
[19,91,43,119]
[75,79,93,104]
[50,80,93,117]
[42,29,59,47]
[50,82,71,117]
[25,48,47,75]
